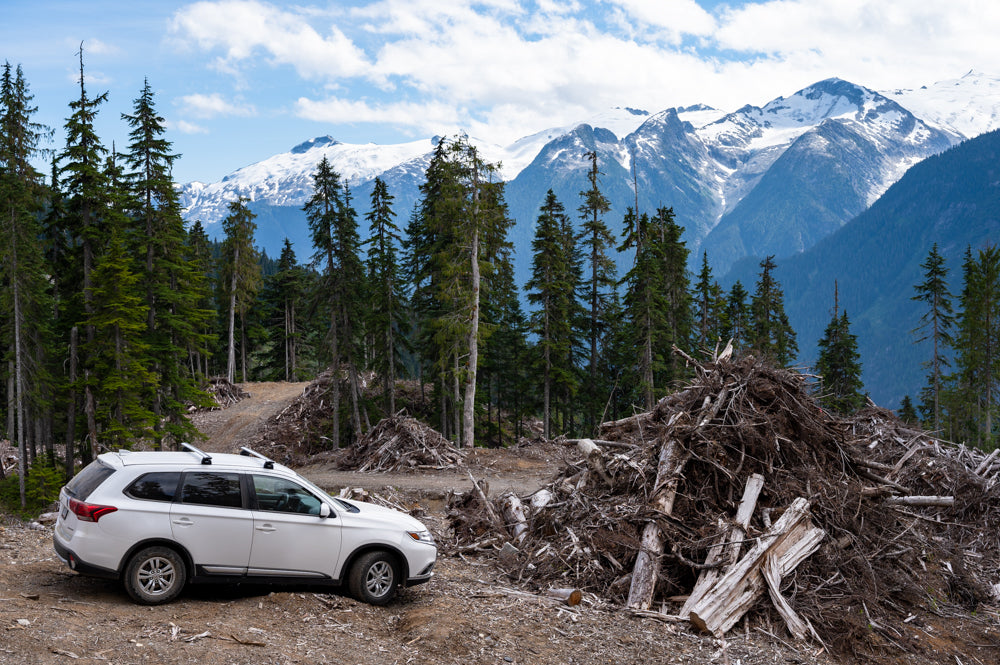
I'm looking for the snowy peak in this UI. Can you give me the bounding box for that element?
[884,71,1000,138]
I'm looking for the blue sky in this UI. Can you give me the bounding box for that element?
[4,0,998,184]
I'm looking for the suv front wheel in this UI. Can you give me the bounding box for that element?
[124,546,187,605]
[348,551,399,605]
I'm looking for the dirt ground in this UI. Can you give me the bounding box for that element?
[0,383,995,664]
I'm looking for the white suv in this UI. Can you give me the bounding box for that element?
[53,444,436,605]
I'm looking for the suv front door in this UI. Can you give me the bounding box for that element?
[248,474,342,579]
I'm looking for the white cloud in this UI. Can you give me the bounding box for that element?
[169,0,1000,146]
[295,96,463,136]
[170,0,369,79]
[172,120,209,134]
[180,93,256,119]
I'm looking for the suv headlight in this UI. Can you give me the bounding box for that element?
[407,530,435,545]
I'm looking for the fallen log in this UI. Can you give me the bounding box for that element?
[501,492,529,545]
[687,497,825,637]
[577,438,614,487]
[884,495,955,507]
[626,437,688,610]
[762,554,817,641]
[546,588,583,606]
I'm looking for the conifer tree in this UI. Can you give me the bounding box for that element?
[814,289,864,414]
[577,151,616,433]
[83,166,155,450]
[59,45,109,464]
[723,280,750,352]
[0,62,51,501]
[365,176,407,414]
[121,79,212,444]
[950,245,1000,447]
[220,197,260,383]
[261,239,305,381]
[526,190,580,438]
[898,395,919,426]
[305,157,346,444]
[749,256,797,365]
[693,251,725,355]
[911,243,954,433]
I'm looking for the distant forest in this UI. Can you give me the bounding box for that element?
[1,57,997,507]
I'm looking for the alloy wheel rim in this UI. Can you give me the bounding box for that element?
[365,561,393,597]
[138,556,176,596]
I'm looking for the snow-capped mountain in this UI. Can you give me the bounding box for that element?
[178,72,998,277]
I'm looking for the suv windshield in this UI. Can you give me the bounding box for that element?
[64,460,115,500]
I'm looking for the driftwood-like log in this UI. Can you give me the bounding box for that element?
[626,438,688,610]
[885,495,955,507]
[681,473,764,617]
[762,554,817,641]
[501,492,529,545]
[577,438,614,487]
[687,497,825,637]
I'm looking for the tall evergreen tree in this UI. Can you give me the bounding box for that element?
[121,79,212,444]
[577,151,616,433]
[365,176,407,415]
[0,62,51,502]
[220,197,260,383]
[618,206,691,408]
[911,243,954,433]
[526,190,580,438]
[950,245,1000,448]
[749,255,797,365]
[59,45,109,464]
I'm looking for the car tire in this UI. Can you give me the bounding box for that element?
[348,551,399,605]
[123,546,186,605]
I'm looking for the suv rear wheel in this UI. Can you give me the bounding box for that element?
[348,551,399,605]
[124,546,186,605]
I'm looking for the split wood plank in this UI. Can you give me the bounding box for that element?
[680,473,764,618]
[687,497,825,637]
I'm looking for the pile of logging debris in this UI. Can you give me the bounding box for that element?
[447,351,1000,656]
[338,412,465,472]
[254,369,464,472]
[200,377,250,410]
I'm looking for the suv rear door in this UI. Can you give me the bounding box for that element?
[169,470,254,575]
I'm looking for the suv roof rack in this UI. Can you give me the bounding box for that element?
[181,442,213,465]
[239,446,274,469]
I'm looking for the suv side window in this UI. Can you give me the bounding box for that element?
[125,472,181,502]
[252,475,323,515]
[179,471,243,508]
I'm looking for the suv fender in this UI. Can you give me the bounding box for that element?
[118,539,193,580]
[340,544,408,585]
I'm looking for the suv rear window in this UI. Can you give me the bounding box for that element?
[65,460,115,500]
[125,472,182,502]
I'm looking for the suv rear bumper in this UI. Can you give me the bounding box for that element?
[53,536,119,580]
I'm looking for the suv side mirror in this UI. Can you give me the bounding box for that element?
[319,502,331,519]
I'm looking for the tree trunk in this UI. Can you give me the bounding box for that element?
[227,257,238,383]
[626,437,688,609]
[463,228,480,449]
[64,327,79,479]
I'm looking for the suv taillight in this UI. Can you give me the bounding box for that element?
[69,498,117,522]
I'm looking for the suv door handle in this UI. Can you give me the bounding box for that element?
[255,524,277,533]
[172,517,194,527]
